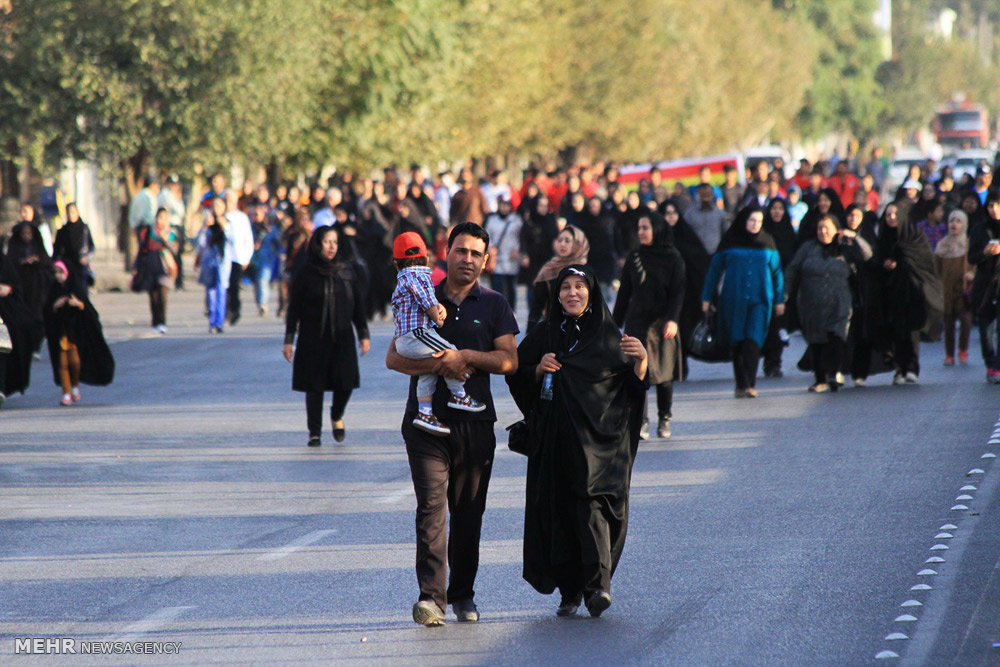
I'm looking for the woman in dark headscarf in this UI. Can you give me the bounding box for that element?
[508,264,648,619]
[796,188,844,248]
[760,198,797,377]
[784,214,872,392]
[6,219,52,344]
[52,202,95,297]
[519,194,559,316]
[576,196,617,294]
[283,226,370,446]
[663,201,710,378]
[875,203,943,384]
[701,209,784,397]
[969,192,1000,382]
[528,225,589,329]
[613,210,684,439]
[0,251,41,406]
[43,261,115,405]
[842,203,885,385]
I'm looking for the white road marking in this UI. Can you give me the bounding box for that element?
[107,606,196,642]
[875,650,900,659]
[885,633,908,640]
[910,584,932,591]
[900,600,923,607]
[377,486,414,504]
[258,529,337,561]
[939,523,958,530]
[895,614,918,622]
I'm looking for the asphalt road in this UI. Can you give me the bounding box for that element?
[2,283,1000,666]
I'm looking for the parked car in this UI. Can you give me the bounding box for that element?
[939,149,997,186]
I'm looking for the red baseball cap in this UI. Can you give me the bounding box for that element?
[393,231,427,259]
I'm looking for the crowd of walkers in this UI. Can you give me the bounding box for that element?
[3,149,1000,627]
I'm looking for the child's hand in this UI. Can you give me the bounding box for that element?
[428,303,446,326]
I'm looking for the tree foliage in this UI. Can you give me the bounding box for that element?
[2,0,997,178]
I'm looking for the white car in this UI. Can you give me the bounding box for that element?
[940,149,996,185]
[885,149,928,196]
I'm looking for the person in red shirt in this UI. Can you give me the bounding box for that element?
[861,173,880,212]
[827,161,860,209]
[790,159,813,192]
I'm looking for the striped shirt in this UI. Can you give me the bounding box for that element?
[392,266,439,338]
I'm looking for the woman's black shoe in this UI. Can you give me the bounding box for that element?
[557,593,582,617]
[307,436,321,447]
[333,422,346,443]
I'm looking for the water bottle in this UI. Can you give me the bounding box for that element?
[540,372,554,401]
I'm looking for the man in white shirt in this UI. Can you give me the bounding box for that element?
[483,194,522,310]
[225,189,255,325]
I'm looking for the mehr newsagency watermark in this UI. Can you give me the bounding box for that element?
[14,637,182,655]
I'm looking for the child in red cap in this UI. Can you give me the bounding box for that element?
[390,232,485,435]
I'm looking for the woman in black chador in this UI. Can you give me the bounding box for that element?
[0,251,42,405]
[43,261,115,406]
[6,220,52,347]
[508,265,648,619]
[612,210,684,439]
[283,227,370,446]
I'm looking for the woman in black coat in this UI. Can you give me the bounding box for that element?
[283,226,370,446]
[6,220,52,347]
[613,210,684,439]
[52,202,95,297]
[0,251,42,405]
[507,264,648,619]
[662,201,709,379]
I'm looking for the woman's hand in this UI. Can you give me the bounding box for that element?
[53,295,68,309]
[839,229,856,239]
[282,343,294,362]
[535,352,561,381]
[67,295,84,309]
[701,300,711,313]
[358,338,370,356]
[883,259,897,270]
[0,283,12,298]
[774,303,785,316]
[620,335,647,361]
[621,335,648,379]
[663,321,678,339]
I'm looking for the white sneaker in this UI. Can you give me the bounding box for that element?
[904,371,918,383]
[156,324,168,334]
[892,373,906,385]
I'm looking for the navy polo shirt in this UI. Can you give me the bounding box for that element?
[405,281,519,421]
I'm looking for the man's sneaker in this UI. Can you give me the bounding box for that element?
[958,351,969,364]
[657,417,671,439]
[585,591,612,618]
[639,419,650,440]
[904,371,918,384]
[413,412,451,435]
[446,393,486,412]
[451,598,479,622]
[412,600,445,627]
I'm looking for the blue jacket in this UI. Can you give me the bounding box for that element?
[701,246,783,348]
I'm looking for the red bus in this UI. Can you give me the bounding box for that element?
[933,97,989,149]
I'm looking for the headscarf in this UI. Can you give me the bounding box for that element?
[718,211,777,252]
[762,197,797,267]
[533,224,590,284]
[935,210,968,260]
[6,222,49,263]
[304,226,353,337]
[876,207,943,338]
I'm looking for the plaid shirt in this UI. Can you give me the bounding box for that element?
[392,266,439,338]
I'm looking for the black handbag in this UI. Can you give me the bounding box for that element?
[506,419,531,456]
[688,311,731,362]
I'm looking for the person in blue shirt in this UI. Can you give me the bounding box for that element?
[701,208,784,397]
